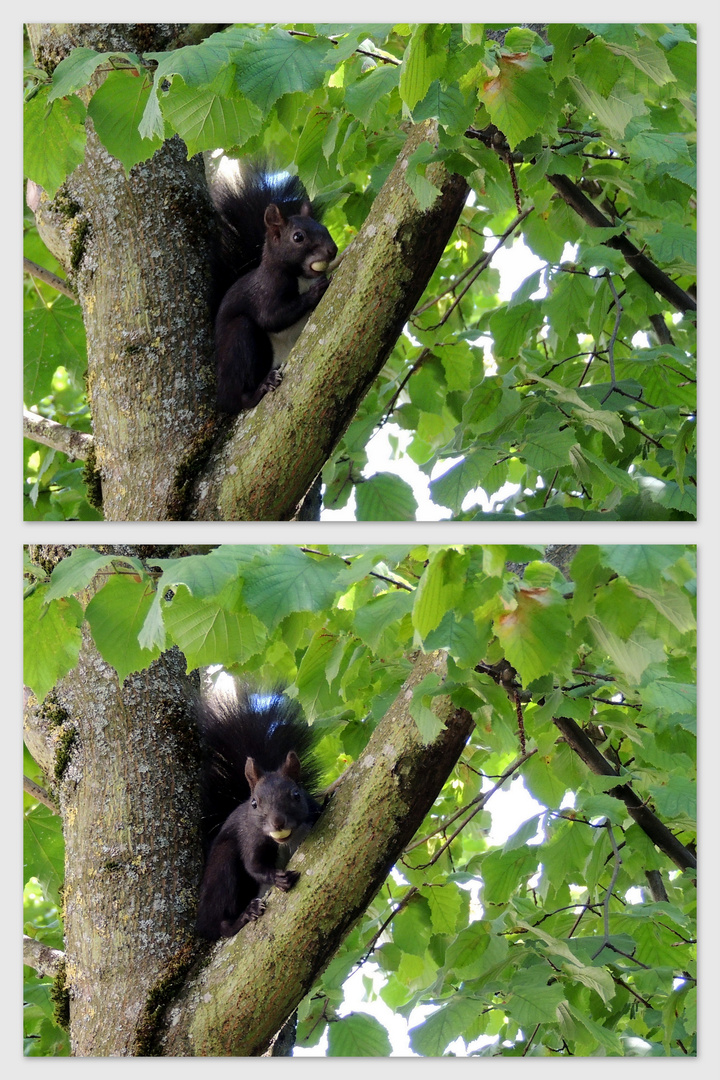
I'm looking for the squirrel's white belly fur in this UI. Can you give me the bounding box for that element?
[268,278,313,369]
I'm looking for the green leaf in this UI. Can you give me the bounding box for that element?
[586,616,666,684]
[494,586,572,684]
[443,920,493,977]
[234,30,333,112]
[505,967,566,1026]
[489,301,543,359]
[429,448,497,514]
[85,573,161,684]
[44,548,116,601]
[23,804,64,908]
[240,547,344,630]
[644,222,696,267]
[87,71,164,170]
[345,64,400,125]
[481,846,538,906]
[647,774,696,823]
[24,298,87,403]
[413,80,476,135]
[163,588,266,673]
[568,77,647,139]
[641,678,696,718]
[404,142,442,211]
[48,47,135,100]
[353,589,414,651]
[392,894,431,956]
[24,90,87,197]
[560,1001,623,1054]
[399,25,448,110]
[544,270,596,342]
[24,587,83,701]
[413,549,463,639]
[355,473,418,521]
[522,425,578,471]
[481,52,554,148]
[426,883,464,934]
[598,545,687,587]
[410,675,445,743]
[327,1012,392,1056]
[409,997,480,1055]
[629,583,695,634]
[161,79,263,156]
[605,39,675,86]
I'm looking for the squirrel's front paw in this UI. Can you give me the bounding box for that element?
[308,275,330,301]
[246,897,266,921]
[274,869,300,892]
[262,369,283,393]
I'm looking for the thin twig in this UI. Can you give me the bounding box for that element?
[355,886,419,965]
[24,257,76,300]
[405,749,537,863]
[23,935,65,978]
[591,820,622,958]
[413,207,534,326]
[522,1023,541,1056]
[601,271,622,401]
[24,775,57,812]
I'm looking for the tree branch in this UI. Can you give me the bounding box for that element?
[464,125,695,316]
[23,934,65,978]
[24,774,56,812]
[553,715,696,873]
[546,173,696,315]
[23,408,94,461]
[24,256,76,300]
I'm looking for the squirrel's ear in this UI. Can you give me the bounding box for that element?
[282,751,302,782]
[299,201,312,217]
[264,203,286,234]
[245,756,264,789]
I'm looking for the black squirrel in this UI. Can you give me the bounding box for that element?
[210,162,338,413]
[195,687,322,940]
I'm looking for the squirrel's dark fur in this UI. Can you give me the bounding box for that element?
[210,162,337,413]
[195,688,322,940]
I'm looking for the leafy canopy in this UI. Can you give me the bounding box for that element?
[24,544,697,1056]
[24,24,696,520]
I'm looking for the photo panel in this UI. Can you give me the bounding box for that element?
[23,543,697,1056]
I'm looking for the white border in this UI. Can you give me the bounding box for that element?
[11,7,715,1072]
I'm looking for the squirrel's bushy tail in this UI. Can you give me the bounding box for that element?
[196,686,321,852]
[209,159,318,316]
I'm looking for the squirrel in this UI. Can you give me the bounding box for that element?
[195,687,323,940]
[210,161,338,413]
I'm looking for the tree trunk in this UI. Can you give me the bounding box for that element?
[25,636,201,1055]
[28,24,223,522]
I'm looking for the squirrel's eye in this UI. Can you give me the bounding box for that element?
[293,231,305,243]
[291,788,300,798]
[251,798,258,809]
